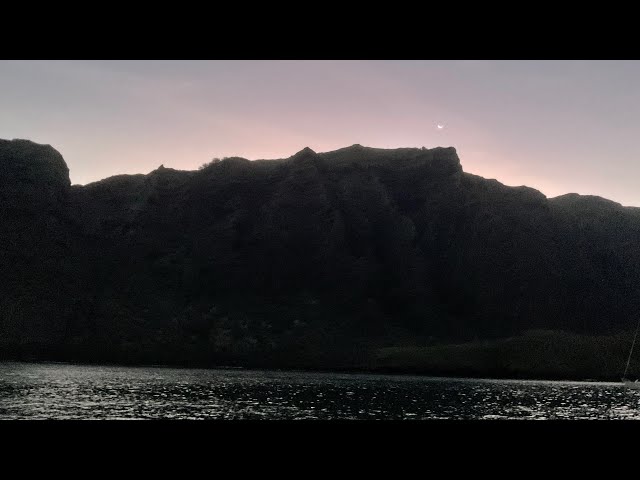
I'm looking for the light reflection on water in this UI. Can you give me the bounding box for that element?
[1,362,639,419]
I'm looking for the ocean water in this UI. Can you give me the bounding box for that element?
[1,362,639,420]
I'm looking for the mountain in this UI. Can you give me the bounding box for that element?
[2,138,640,378]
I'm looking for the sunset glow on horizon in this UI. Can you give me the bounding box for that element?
[2,60,640,206]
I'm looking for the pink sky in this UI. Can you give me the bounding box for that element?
[1,60,639,206]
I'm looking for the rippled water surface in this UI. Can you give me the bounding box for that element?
[1,362,639,419]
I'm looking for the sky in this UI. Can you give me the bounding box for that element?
[1,60,639,206]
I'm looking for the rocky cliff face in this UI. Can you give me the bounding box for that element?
[0,139,70,212]
[0,140,75,345]
[2,139,639,367]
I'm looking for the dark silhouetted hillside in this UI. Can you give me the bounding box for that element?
[2,139,640,379]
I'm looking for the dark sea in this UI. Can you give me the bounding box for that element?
[1,361,639,420]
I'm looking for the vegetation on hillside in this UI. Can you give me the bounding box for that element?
[2,139,640,380]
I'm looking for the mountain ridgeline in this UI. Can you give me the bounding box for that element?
[2,139,640,377]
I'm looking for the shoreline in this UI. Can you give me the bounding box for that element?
[0,357,626,384]
[2,329,635,384]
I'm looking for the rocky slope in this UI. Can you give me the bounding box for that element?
[2,139,640,375]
